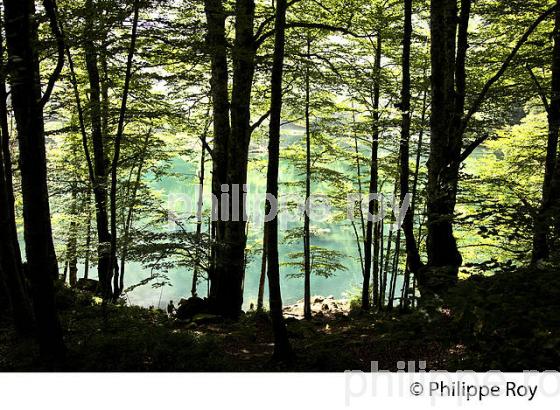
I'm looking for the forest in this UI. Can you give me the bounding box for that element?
[1,0,560,372]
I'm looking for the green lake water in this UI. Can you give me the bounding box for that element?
[66,126,406,309]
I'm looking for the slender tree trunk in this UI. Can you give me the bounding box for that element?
[192,122,208,298]
[380,221,393,308]
[533,0,560,261]
[372,217,381,306]
[84,0,112,299]
[387,229,401,310]
[265,0,292,359]
[119,131,150,293]
[84,189,92,279]
[352,112,366,279]
[402,80,428,310]
[67,189,79,288]
[62,24,96,284]
[363,32,382,310]
[377,215,384,307]
[110,0,140,300]
[303,36,312,320]
[4,0,65,359]
[62,261,68,283]
[399,0,422,279]
[256,224,267,312]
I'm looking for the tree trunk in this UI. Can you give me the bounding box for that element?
[4,0,65,359]
[420,0,465,298]
[256,224,267,312]
[215,0,257,317]
[110,0,140,300]
[380,220,393,309]
[387,229,401,310]
[206,0,257,318]
[352,110,366,279]
[204,0,232,315]
[533,0,560,261]
[0,123,34,335]
[0,12,22,268]
[0,10,34,334]
[84,0,112,299]
[303,36,312,320]
[84,189,93,279]
[402,78,428,310]
[265,0,292,360]
[377,215,384,307]
[422,0,544,297]
[0,264,11,316]
[362,32,382,310]
[67,190,79,288]
[399,0,422,280]
[192,123,208,298]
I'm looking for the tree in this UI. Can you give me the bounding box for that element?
[205,0,261,318]
[0,8,34,334]
[398,0,422,295]
[82,0,113,299]
[109,0,141,299]
[303,36,312,320]
[532,0,560,262]
[3,0,65,359]
[419,0,555,299]
[362,30,382,310]
[264,0,292,359]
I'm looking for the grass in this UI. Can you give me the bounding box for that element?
[1,264,560,371]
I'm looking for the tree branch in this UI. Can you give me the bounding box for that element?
[40,0,65,107]
[255,22,359,48]
[526,64,550,113]
[461,5,556,133]
[250,110,270,131]
[457,133,489,164]
[254,0,303,40]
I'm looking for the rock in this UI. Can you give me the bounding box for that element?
[282,295,350,319]
[176,296,209,320]
[76,278,99,293]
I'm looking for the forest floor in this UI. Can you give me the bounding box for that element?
[1,265,560,371]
